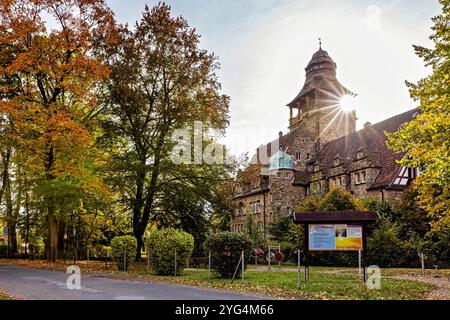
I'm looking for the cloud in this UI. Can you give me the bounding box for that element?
[366,5,382,30]
[105,0,440,157]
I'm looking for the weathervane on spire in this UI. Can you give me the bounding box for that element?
[318,37,322,50]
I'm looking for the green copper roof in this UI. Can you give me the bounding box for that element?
[269,151,294,171]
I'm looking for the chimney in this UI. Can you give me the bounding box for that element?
[278,132,284,151]
[364,122,372,129]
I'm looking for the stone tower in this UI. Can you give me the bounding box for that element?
[268,151,302,220]
[287,47,357,154]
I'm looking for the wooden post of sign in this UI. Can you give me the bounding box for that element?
[358,250,362,275]
[297,250,301,289]
[304,224,310,283]
[362,224,368,283]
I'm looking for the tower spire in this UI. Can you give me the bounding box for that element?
[318,37,322,50]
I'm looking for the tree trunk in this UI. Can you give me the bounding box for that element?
[24,191,30,256]
[0,148,11,207]
[47,202,58,262]
[136,232,144,261]
[45,145,57,262]
[132,170,146,261]
[57,220,66,258]
[7,224,17,254]
[5,165,17,254]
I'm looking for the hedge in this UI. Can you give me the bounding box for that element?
[204,232,251,278]
[110,236,137,271]
[146,228,194,276]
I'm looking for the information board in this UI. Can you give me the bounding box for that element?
[309,224,362,251]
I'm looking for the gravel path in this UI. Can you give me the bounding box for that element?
[394,275,450,300]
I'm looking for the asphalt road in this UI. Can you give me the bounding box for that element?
[0,264,266,300]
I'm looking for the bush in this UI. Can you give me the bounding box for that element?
[417,226,450,267]
[88,244,110,260]
[110,236,137,271]
[146,228,194,276]
[319,187,366,211]
[367,219,406,267]
[204,232,251,278]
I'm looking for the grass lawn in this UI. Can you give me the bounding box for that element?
[0,258,441,300]
[131,267,433,300]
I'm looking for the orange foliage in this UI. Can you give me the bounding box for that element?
[0,0,116,177]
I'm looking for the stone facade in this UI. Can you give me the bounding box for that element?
[230,47,418,235]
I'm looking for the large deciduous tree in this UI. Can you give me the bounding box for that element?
[387,0,450,231]
[100,3,230,259]
[0,0,116,261]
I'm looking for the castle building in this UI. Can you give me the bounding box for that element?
[230,46,419,234]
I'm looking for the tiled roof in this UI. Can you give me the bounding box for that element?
[312,108,419,189]
[254,126,313,166]
[287,76,354,107]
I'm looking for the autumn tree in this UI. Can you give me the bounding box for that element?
[387,0,450,231]
[0,0,116,261]
[100,3,230,259]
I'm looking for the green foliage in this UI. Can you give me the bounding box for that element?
[297,187,367,213]
[156,161,235,256]
[367,219,410,267]
[416,226,450,266]
[319,187,367,211]
[278,241,300,263]
[363,191,450,267]
[268,215,292,242]
[245,212,265,248]
[146,228,194,276]
[297,194,321,211]
[386,0,450,230]
[204,232,251,278]
[294,188,450,267]
[268,215,304,250]
[110,236,137,271]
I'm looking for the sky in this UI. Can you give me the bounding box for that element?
[106,0,441,157]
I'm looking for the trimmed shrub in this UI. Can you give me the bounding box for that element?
[110,236,137,271]
[204,232,251,278]
[146,228,194,276]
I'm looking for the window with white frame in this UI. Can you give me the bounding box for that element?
[250,200,261,214]
[356,150,365,160]
[393,166,418,186]
[333,156,341,167]
[355,171,367,184]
